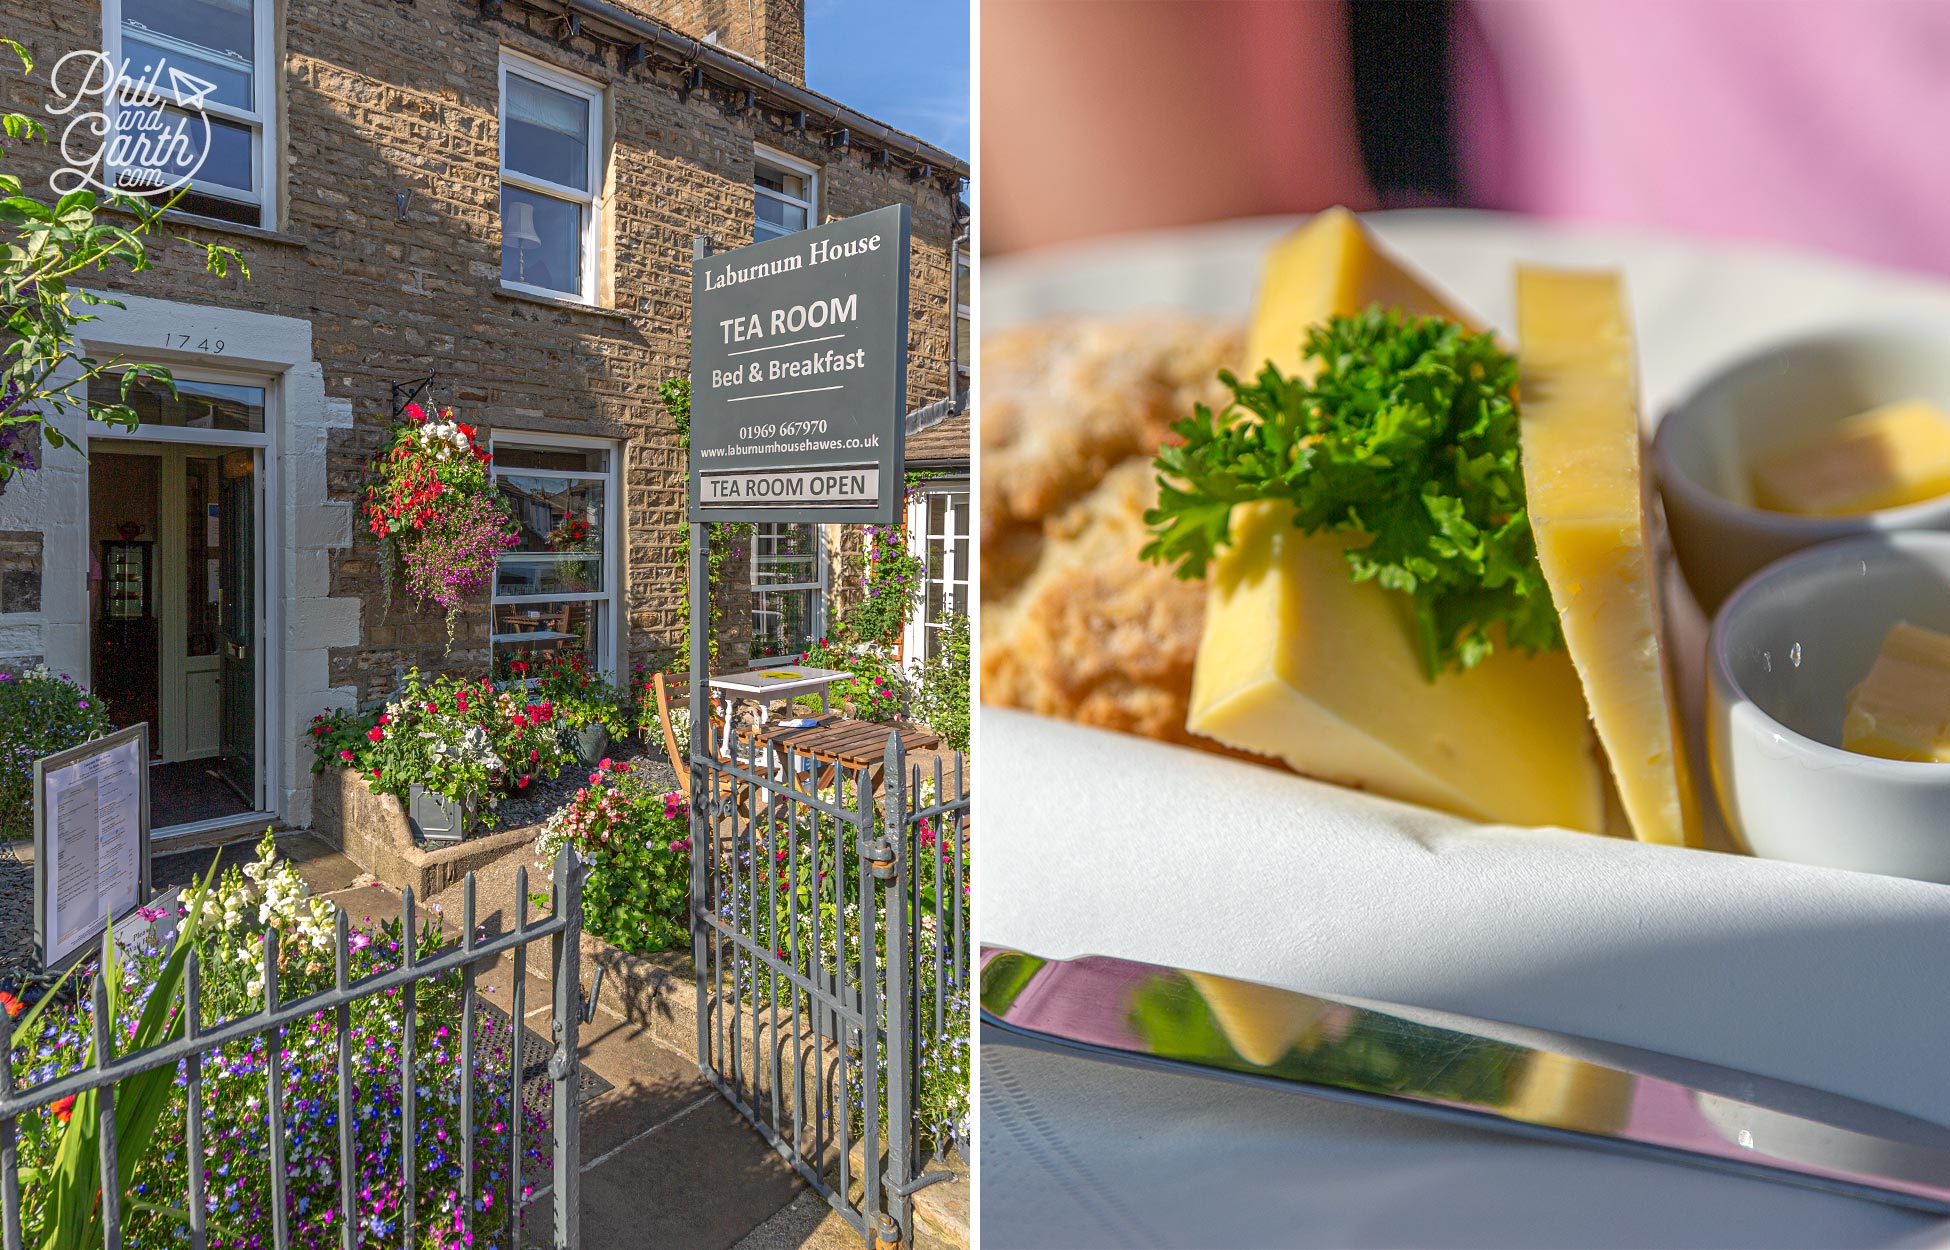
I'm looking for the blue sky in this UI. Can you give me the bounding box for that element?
[804,1,969,161]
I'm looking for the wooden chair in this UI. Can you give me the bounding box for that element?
[655,671,753,816]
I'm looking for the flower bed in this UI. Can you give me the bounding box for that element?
[5,835,549,1248]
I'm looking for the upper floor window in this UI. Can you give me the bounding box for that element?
[499,52,602,302]
[754,148,818,243]
[103,0,277,227]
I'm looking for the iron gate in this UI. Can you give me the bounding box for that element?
[0,847,586,1250]
[690,721,969,1248]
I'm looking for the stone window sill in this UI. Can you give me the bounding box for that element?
[493,286,634,321]
[101,204,306,249]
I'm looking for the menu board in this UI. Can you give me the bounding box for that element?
[34,724,151,970]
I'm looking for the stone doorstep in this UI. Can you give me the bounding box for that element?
[535,927,966,1250]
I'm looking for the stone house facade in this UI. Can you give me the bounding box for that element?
[0,0,966,834]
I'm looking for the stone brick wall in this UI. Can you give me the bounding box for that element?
[625,0,806,83]
[0,0,960,702]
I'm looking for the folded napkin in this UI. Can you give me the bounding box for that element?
[982,707,1950,1247]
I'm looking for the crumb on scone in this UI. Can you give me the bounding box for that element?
[980,315,1244,605]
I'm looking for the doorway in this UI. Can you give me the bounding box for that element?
[89,442,260,830]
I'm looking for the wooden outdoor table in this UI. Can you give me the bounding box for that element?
[735,714,940,792]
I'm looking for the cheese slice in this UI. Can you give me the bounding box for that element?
[1189,503,1604,830]
[1515,267,1700,847]
[1246,206,1479,378]
[1752,398,1950,516]
[1842,621,1950,762]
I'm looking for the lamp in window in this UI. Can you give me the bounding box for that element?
[507,200,542,282]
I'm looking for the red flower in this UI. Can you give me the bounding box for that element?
[372,768,383,779]
[403,402,426,423]
[339,750,354,762]
[0,991,21,1019]
[51,1096,75,1123]
[376,713,391,726]
[529,748,539,763]
[512,661,528,675]
[516,775,530,789]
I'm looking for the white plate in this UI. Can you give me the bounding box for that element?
[979,212,1950,1248]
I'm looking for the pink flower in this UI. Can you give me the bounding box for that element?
[339,749,355,762]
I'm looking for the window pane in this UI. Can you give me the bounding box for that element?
[494,554,602,597]
[122,0,256,112]
[753,522,817,586]
[492,599,602,674]
[111,106,254,197]
[752,588,818,660]
[756,192,807,235]
[497,474,604,553]
[505,73,590,190]
[89,373,265,433]
[955,259,970,303]
[493,444,607,473]
[928,492,946,533]
[956,315,971,368]
[501,186,583,295]
[755,162,807,200]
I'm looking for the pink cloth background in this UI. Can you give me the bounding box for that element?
[1458,0,1950,277]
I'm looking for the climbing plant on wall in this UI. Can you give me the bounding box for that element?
[664,377,752,668]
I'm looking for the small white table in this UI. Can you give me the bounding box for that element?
[707,664,853,757]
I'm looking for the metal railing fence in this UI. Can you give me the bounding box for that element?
[690,721,969,1248]
[0,848,585,1250]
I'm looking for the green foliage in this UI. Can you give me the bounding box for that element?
[663,376,750,667]
[0,41,247,476]
[802,630,911,723]
[536,761,691,954]
[526,649,633,737]
[0,667,113,838]
[912,615,970,751]
[1144,308,1561,679]
[845,522,923,647]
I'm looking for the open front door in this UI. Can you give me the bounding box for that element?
[217,449,256,805]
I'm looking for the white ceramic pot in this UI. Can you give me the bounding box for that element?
[1654,324,1950,613]
[1707,531,1950,882]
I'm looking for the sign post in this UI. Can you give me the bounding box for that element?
[32,723,152,971]
[684,204,912,1138]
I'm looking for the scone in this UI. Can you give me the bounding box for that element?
[981,316,1243,597]
[982,459,1212,747]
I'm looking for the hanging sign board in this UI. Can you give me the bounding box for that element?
[33,723,152,971]
[688,203,909,525]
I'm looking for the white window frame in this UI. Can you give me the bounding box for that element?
[488,430,620,678]
[903,483,970,664]
[753,145,819,243]
[750,521,826,661]
[101,0,279,226]
[498,50,604,304]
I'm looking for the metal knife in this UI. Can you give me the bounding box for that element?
[980,947,1950,1215]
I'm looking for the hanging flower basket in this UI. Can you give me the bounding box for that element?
[361,402,519,651]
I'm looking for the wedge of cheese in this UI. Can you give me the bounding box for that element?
[1245,206,1480,378]
[1190,504,1604,830]
[1515,267,1700,848]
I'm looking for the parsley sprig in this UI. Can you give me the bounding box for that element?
[1141,308,1562,680]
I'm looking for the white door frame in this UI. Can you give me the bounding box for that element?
[902,481,970,664]
[89,386,278,835]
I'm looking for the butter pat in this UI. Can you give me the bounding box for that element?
[1245,207,1477,378]
[1843,621,1950,762]
[1188,503,1604,831]
[1751,398,1950,516]
[1516,267,1700,847]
